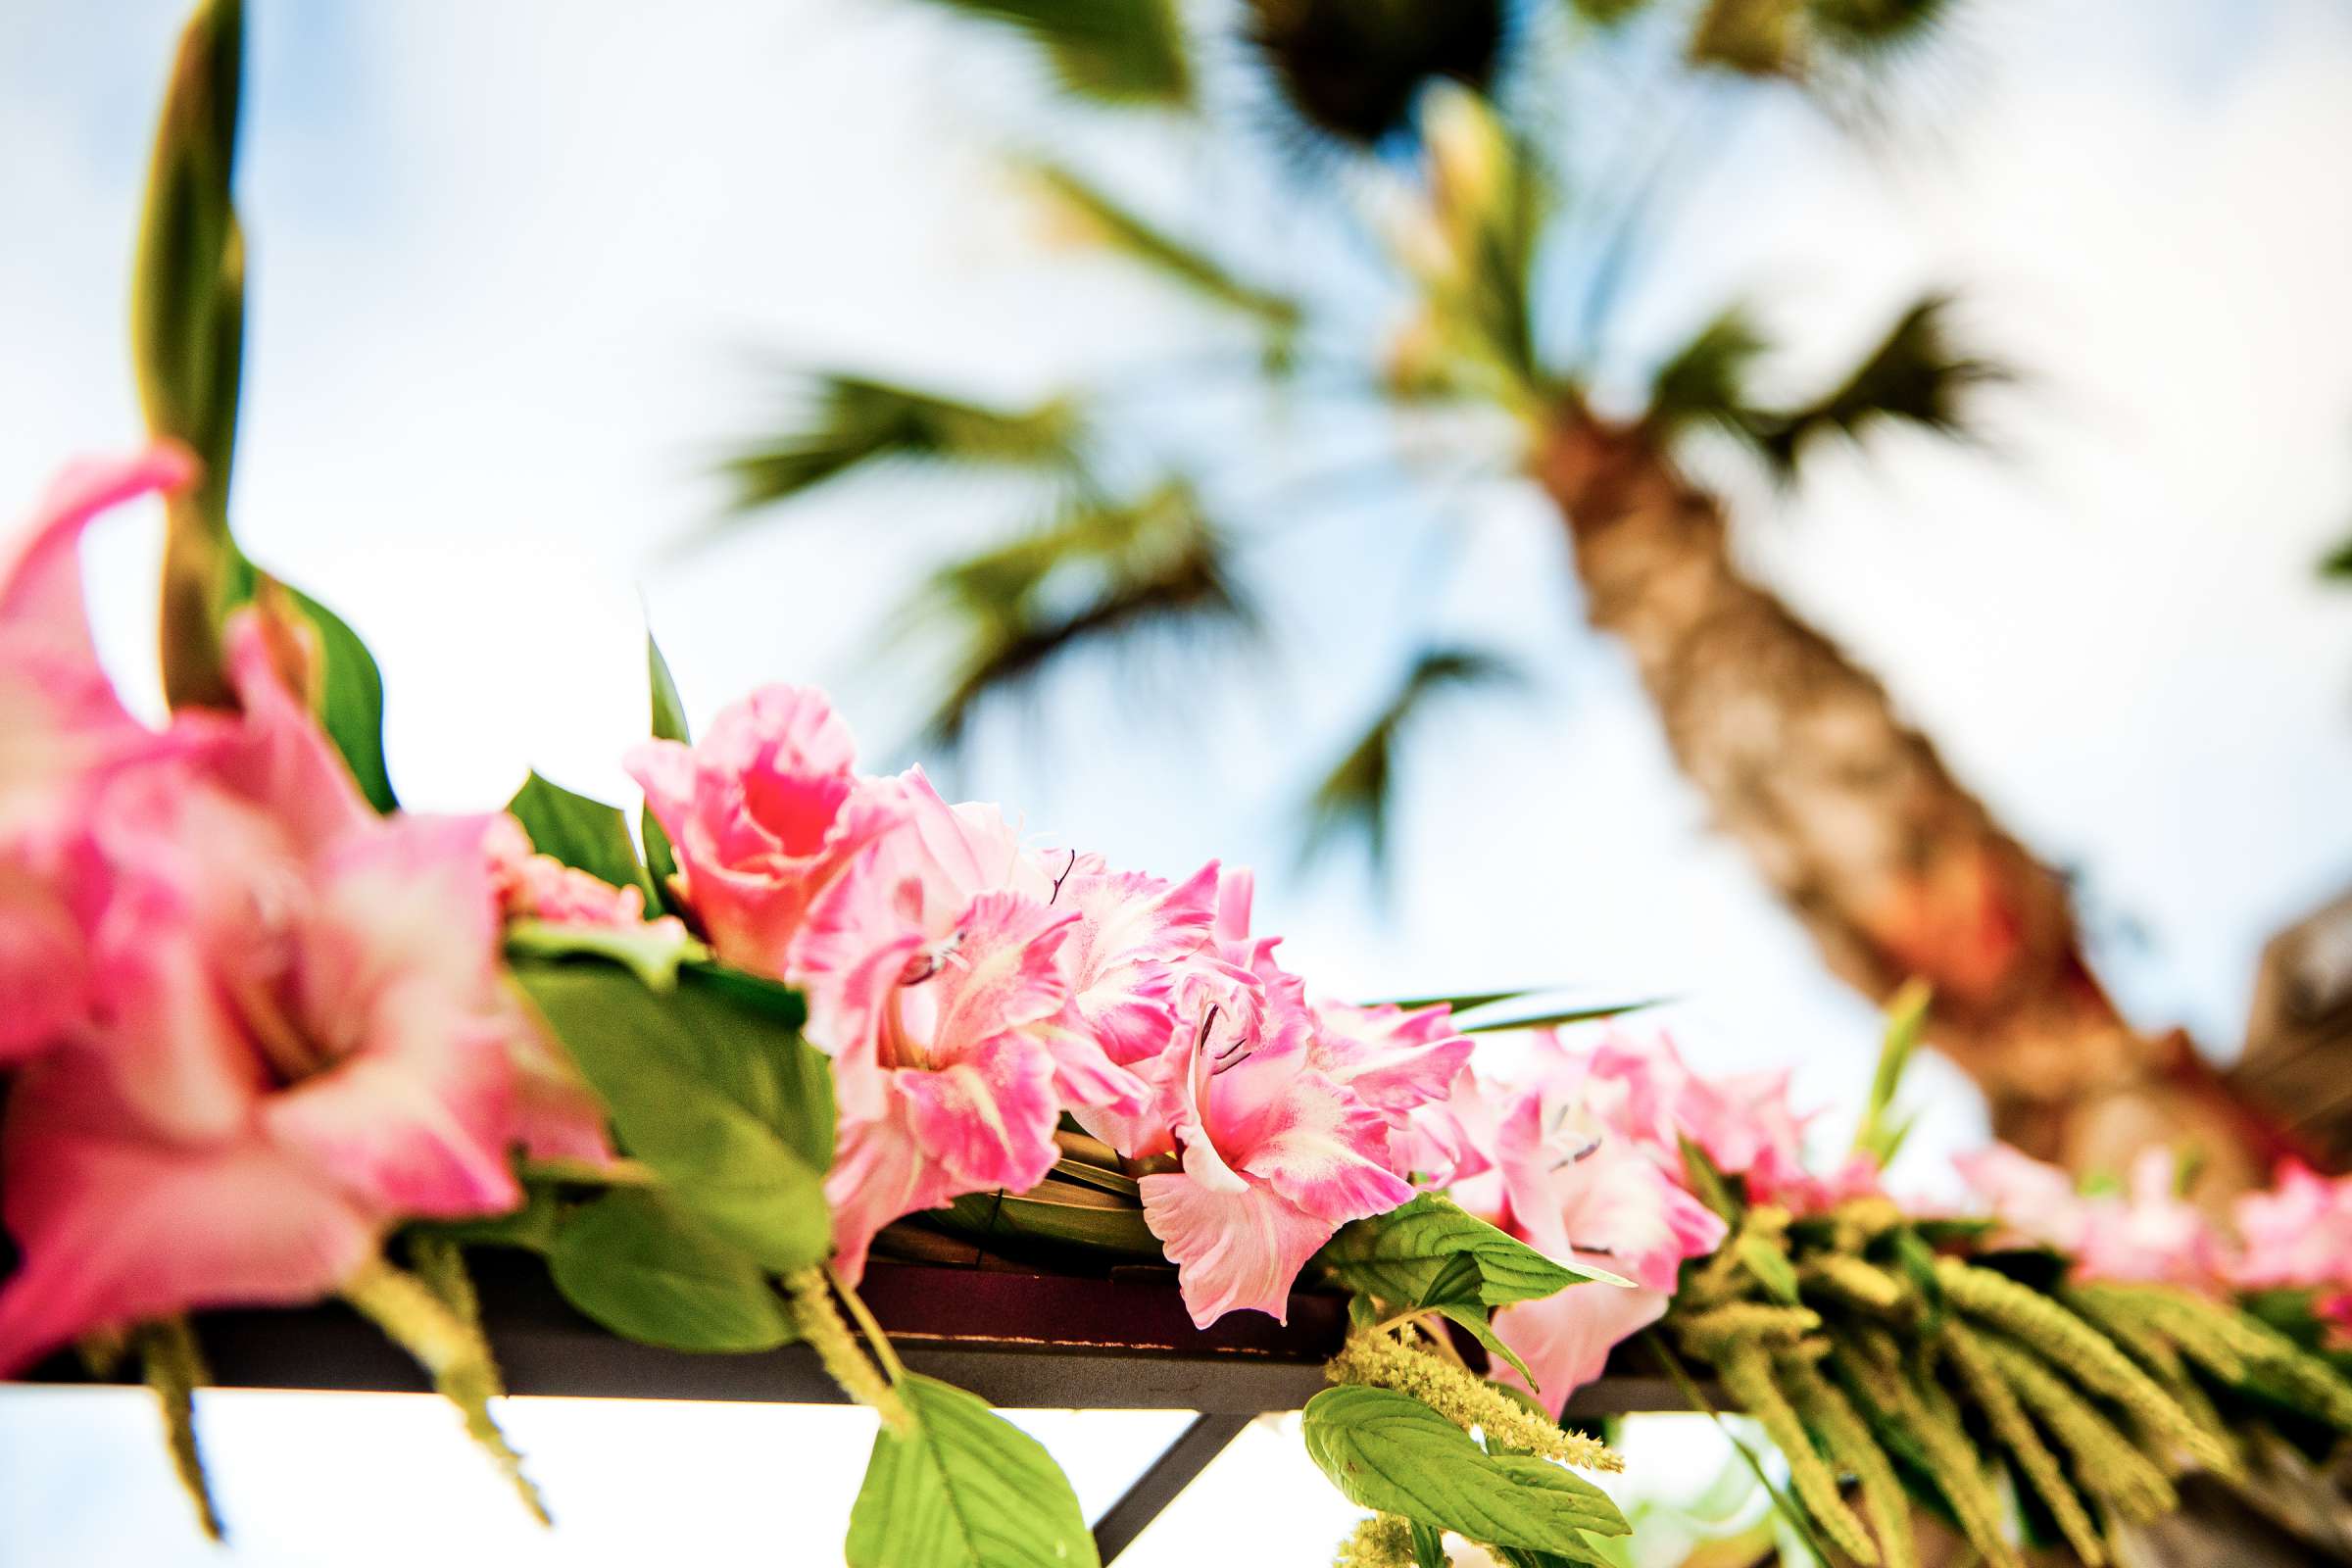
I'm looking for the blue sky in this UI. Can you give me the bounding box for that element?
[4,1,2352,1561]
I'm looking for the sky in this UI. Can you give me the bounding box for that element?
[3,0,2351,1562]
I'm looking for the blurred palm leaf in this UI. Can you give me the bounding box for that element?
[906,0,1192,106]
[1806,0,1954,56]
[1245,0,1508,149]
[1019,159,1303,364]
[1567,0,1654,22]
[1300,646,1526,879]
[722,374,1082,514]
[904,481,1255,752]
[1741,293,2002,477]
[1689,0,1805,75]
[1404,87,1551,393]
[2322,533,2352,582]
[1646,307,1772,442]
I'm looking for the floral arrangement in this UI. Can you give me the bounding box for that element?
[13,6,2352,1567]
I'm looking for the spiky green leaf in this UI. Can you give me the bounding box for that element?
[1744,294,2001,477]
[906,0,1190,106]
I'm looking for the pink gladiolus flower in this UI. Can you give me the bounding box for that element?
[1484,1080,1727,1412]
[2231,1161,2352,1292]
[483,813,684,936]
[626,684,904,973]
[0,454,561,1370]
[1140,965,1416,1327]
[1957,1143,2217,1289]
[795,771,1156,1279]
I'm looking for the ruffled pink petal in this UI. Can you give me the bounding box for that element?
[0,865,87,1062]
[1140,1167,1338,1328]
[895,1030,1061,1194]
[921,891,1077,1060]
[1490,1285,1669,1418]
[1309,1001,1475,1125]
[214,612,379,854]
[0,1062,378,1374]
[822,1092,963,1285]
[1040,1014,1155,1120]
[1217,1054,1414,1225]
[1058,861,1219,1066]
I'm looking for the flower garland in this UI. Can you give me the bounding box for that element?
[12,8,2352,1562]
[13,450,2352,1568]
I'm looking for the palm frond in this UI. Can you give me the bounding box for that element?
[721,374,1082,514]
[1646,307,1773,441]
[1299,646,1526,880]
[905,0,1191,107]
[1244,0,1508,149]
[1397,87,1552,396]
[1567,0,1654,22]
[2323,532,2352,582]
[1688,0,1806,76]
[1018,160,1303,363]
[1806,0,1955,57]
[1742,293,2002,478]
[903,482,1255,753]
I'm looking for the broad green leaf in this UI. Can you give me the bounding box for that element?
[642,629,688,912]
[1300,1386,1628,1549]
[548,1190,795,1352]
[845,1372,1100,1568]
[269,583,397,811]
[505,918,704,993]
[515,960,832,1270]
[1320,1195,1630,1313]
[506,772,655,896]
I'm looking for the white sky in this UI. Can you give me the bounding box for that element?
[4,0,2352,1562]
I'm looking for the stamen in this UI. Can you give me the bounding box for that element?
[1048,849,1078,906]
[1549,1134,1603,1171]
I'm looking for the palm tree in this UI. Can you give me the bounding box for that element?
[697,0,2285,1185]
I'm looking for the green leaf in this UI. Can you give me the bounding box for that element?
[1736,1231,1800,1305]
[548,1190,795,1352]
[1454,997,1672,1035]
[507,772,655,896]
[505,919,704,993]
[1320,1194,1631,1313]
[648,630,690,743]
[1432,1300,1539,1385]
[2321,532,2352,582]
[846,1372,1101,1568]
[905,0,1190,106]
[280,582,398,812]
[514,960,833,1271]
[134,0,243,511]
[1646,307,1771,442]
[1300,1385,1629,1549]
[642,629,688,911]
[1409,1519,1450,1568]
[1890,1226,1947,1331]
[1677,1137,1743,1226]
[1742,293,2003,478]
[936,1187,1164,1259]
[1856,977,1930,1160]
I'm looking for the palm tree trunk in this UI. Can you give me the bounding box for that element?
[1535,405,2284,1183]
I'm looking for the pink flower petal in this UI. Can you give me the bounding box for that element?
[0,1063,378,1374]
[1490,1285,1670,1417]
[1140,1168,1338,1328]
